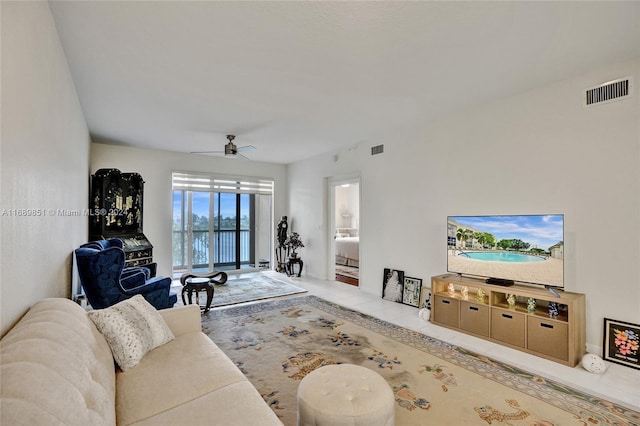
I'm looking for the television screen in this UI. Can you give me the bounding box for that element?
[447,214,564,287]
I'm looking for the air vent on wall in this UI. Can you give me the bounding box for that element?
[371,144,384,155]
[585,77,631,106]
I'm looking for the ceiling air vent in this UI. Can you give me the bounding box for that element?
[371,144,384,155]
[585,77,631,106]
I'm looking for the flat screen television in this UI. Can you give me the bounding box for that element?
[447,214,564,288]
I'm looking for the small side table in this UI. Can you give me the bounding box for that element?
[286,256,303,277]
[179,271,227,286]
[182,277,214,312]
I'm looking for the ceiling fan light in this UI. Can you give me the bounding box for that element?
[225,142,237,157]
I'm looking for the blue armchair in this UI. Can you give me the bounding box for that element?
[75,238,177,310]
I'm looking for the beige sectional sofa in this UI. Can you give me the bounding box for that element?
[0,298,283,425]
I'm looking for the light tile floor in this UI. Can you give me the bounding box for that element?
[181,270,640,411]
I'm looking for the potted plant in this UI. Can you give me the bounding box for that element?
[286,232,305,258]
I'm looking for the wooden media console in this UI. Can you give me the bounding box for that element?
[431,274,585,366]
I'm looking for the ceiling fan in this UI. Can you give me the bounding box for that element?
[191,135,256,159]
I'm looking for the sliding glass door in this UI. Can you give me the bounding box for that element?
[172,172,273,275]
[192,191,212,268]
[173,190,211,272]
[173,191,256,272]
[213,192,254,269]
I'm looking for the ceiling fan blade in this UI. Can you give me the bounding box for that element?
[190,150,224,154]
[190,136,256,158]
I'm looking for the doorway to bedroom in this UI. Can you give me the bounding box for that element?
[331,179,360,286]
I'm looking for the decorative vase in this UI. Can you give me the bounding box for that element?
[461,286,469,300]
[418,308,431,321]
[507,294,516,308]
[527,297,536,313]
[447,283,455,296]
[581,353,607,374]
[548,302,559,318]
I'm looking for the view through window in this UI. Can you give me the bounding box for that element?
[172,172,273,273]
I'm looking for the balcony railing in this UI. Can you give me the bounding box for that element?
[173,229,251,270]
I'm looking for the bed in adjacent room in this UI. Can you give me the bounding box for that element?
[335,236,359,268]
[335,229,359,285]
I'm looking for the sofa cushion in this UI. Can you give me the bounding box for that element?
[129,381,283,426]
[0,298,116,426]
[158,304,202,336]
[116,331,281,425]
[88,295,175,371]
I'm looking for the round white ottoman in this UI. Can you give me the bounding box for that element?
[297,364,395,426]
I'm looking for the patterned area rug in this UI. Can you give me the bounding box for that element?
[203,295,639,426]
[183,274,307,308]
[335,265,359,279]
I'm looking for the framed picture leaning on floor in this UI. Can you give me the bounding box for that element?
[603,318,640,370]
[402,276,422,307]
[382,268,404,303]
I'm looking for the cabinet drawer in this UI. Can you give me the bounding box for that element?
[491,309,526,347]
[433,295,459,328]
[527,317,568,361]
[126,249,152,260]
[460,301,489,337]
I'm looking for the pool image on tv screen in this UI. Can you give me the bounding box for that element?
[447,214,564,287]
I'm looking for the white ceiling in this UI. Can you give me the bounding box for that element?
[49,1,640,165]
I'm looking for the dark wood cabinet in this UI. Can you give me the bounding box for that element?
[89,168,156,275]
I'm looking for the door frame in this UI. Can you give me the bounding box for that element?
[327,175,361,282]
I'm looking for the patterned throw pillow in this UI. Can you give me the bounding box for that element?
[88,295,174,371]
[125,295,175,348]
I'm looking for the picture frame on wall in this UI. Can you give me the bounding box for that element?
[603,318,640,370]
[402,276,422,307]
[382,268,404,303]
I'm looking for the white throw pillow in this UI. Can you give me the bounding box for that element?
[88,295,174,371]
[125,295,176,348]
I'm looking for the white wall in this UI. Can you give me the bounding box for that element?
[1,2,90,336]
[90,143,287,278]
[288,59,640,353]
